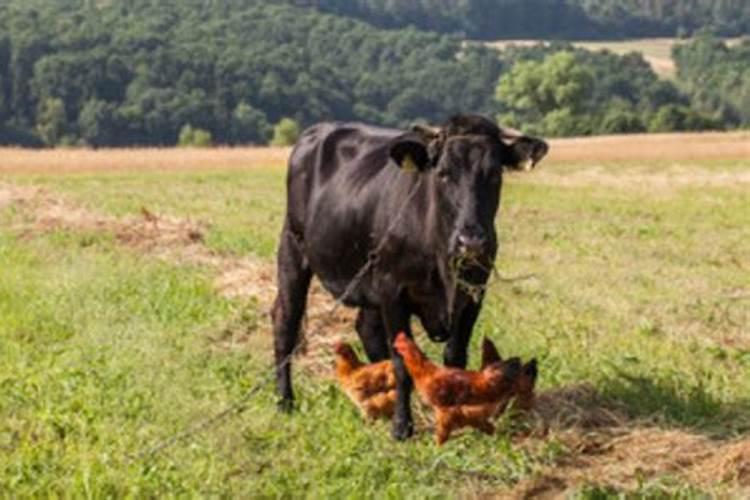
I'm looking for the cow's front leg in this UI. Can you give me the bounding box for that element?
[443,298,483,369]
[381,300,414,441]
[355,307,390,362]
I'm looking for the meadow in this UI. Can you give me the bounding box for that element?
[1,132,749,497]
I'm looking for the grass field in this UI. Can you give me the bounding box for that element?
[486,38,746,78]
[1,133,749,497]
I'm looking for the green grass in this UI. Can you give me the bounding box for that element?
[1,157,749,496]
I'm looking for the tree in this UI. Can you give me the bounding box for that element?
[600,108,646,134]
[78,98,119,147]
[497,51,594,136]
[271,118,300,146]
[36,97,68,146]
[0,1,746,146]
[674,35,750,127]
[648,104,721,132]
[498,52,594,117]
[178,124,213,147]
[230,102,271,145]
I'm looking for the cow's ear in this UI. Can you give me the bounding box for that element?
[500,128,549,172]
[389,133,432,172]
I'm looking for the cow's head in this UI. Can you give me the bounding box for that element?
[389,115,548,261]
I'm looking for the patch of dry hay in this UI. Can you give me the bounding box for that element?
[0,146,290,174]
[506,384,750,497]
[545,130,750,165]
[2,183,206,251]
[212,260,356,376]
[1,131,747,176]
[1,182,354,374]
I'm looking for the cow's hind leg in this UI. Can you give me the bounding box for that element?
[355,308,390,362]
[272,227,312,412]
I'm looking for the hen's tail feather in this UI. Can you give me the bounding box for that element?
[480,337,502,369]
[393,332,437,381]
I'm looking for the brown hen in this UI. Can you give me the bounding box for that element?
[480,337,538,412]
[393,332,521,445]
[334,342,397,421]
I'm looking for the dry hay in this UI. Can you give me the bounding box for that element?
[1,131,748,177]
[1,182,355,374]
[0,146,291,174]
[546,131,750,165]
[505,384,750,497]
[523,164,750,192]
[2,183,206,252]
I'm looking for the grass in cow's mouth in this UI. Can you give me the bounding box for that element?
[1,140,748,496]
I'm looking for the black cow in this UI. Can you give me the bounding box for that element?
[272,115,548,439]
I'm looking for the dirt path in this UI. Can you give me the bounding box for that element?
[2,181,748,496]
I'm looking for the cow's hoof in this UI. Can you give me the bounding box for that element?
[391,421,414,441]
[277,398,294,413]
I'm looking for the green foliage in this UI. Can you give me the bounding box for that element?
[0,1,502,147]
[673,35,750,127]
[178,124,213,147]
[496,45,724,136]
[0,2,745,146]
[648,104,721,132]
[231,102,271,145]
[35,97,68,146]
[78,99,120,147]
[301,0,750,39]
[599,108,646,134]
[498,52,594,121]
[270,117,300,147]
[0,123,44,147]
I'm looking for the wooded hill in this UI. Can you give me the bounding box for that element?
[0,1,747,147]
[294,0,750,39]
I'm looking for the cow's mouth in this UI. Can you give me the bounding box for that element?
[513,139,549,171]
[458,241,485,258]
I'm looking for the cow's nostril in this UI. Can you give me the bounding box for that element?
[458,234,485,253]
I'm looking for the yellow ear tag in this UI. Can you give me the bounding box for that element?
[402,153,418,173]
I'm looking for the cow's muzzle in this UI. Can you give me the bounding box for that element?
[457,233,486,257]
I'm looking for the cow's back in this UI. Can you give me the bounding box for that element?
[283,122,411,302]
[285,122,401,235]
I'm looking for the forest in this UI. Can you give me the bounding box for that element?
[297,0,750,39]
[0,0,747,147]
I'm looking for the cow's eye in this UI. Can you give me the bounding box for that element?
[437,168,454,183]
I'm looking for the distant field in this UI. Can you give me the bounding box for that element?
[486,37,745,78]
[1,131,748,174]
[1,133,749,496]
